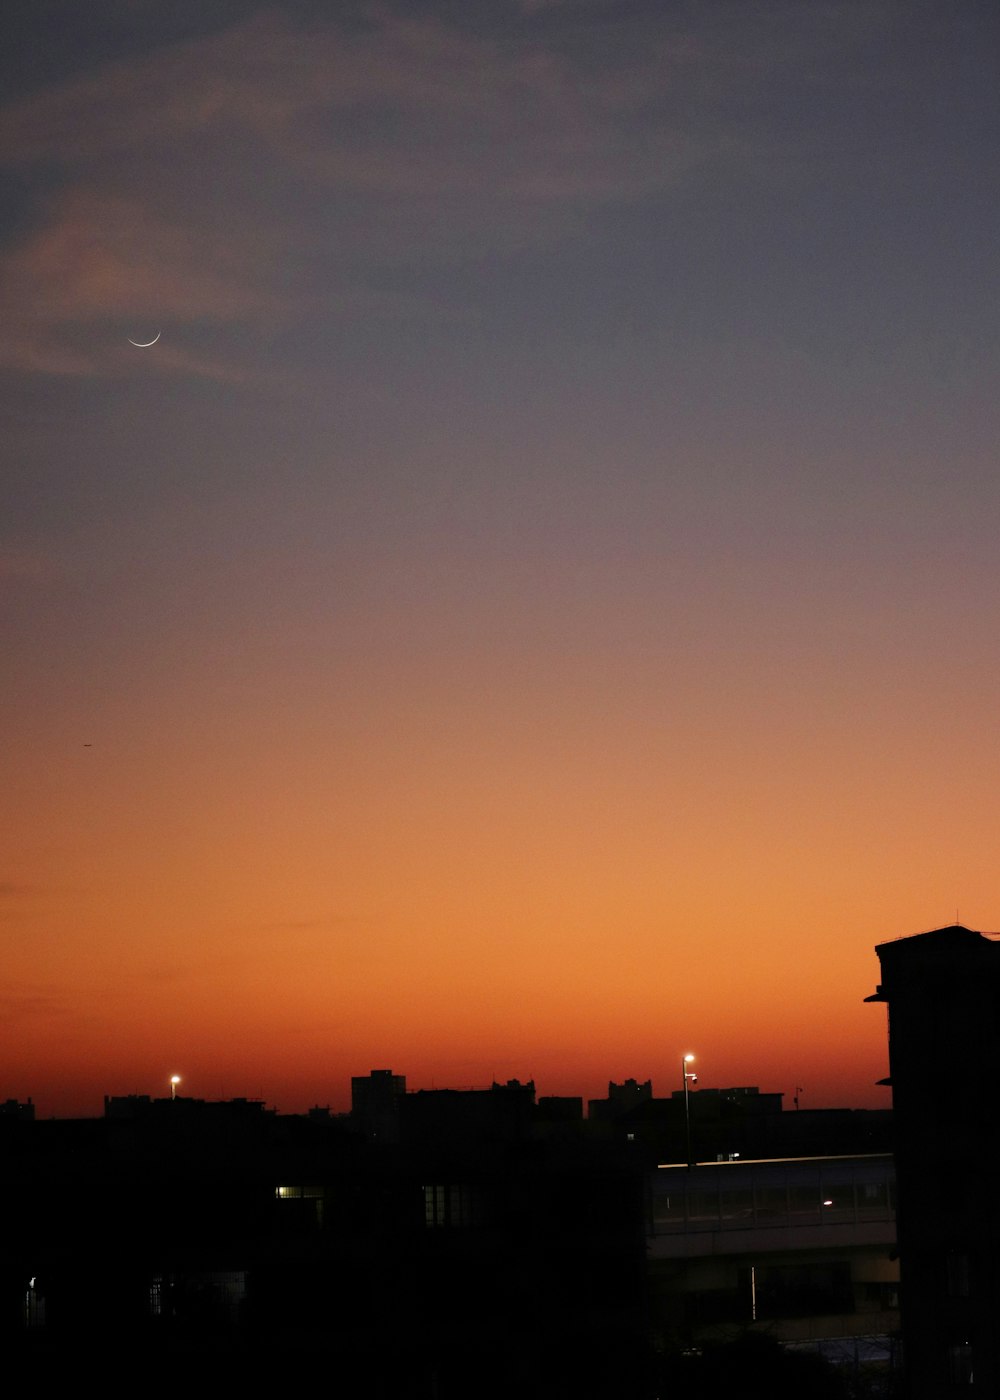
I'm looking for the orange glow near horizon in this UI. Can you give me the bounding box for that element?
[1,540,989,1116]
[4,4,998,1121]
[0,614,968,1118]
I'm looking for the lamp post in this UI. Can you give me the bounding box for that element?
[682,1054,697,1169]
[170,1075,181,1101]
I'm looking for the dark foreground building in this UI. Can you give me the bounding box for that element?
[868,923,1000,1396]
[0,1095,648,1396]
[0,1077,898,1394]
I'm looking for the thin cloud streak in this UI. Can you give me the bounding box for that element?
[0,9,708,197]
[0,186,286,377]
[0,5,905,380]
[0,6,757,379]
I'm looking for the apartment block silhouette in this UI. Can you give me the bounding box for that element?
[868,923,1000,1396]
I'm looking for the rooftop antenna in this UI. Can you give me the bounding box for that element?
[794,1086,803,1110]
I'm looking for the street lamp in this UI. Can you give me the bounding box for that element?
[682,1054,697,1169]
[169,1075,181,1101]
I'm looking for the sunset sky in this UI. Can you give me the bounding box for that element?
[3,2,999,1117]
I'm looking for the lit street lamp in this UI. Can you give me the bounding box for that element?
[682,1054,697,1169]
[170,1075,181,1101]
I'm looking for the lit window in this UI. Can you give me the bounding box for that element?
[275,1185,324,1227]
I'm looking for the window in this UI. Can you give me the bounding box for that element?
[275,1184,324,1228]
[754,1183,788,1222]
[652,1189,686,1232]
[863,1281,899,1310]
[719,1186,753,1224]
[423,1183,482,1227]
[754,1262,853,1320]
[149,1271,247,1325]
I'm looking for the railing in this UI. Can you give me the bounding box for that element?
[651,1155,895,1235]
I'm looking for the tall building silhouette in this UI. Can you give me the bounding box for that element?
[351,1068,406,1143]
[868,923,1000,1396]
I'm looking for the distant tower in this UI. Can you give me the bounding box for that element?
[868,924,1000,1397]
[351,1069,406,1143]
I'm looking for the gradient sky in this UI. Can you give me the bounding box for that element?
[3,1,999,1117]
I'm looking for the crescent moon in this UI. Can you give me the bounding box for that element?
[127,331,161,347]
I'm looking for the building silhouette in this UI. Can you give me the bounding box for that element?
[0,1099,34,1122]
[588,1077,653,1122]
[351,1068,406,1143]
[868,922,1000,1396]
[1,1070,901,1392]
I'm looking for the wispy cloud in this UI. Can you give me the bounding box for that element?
[0,7,709,358]
[4,189,281,322]
[0,8,706,197]
[0,185,284,377]
[0,3,891,378]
